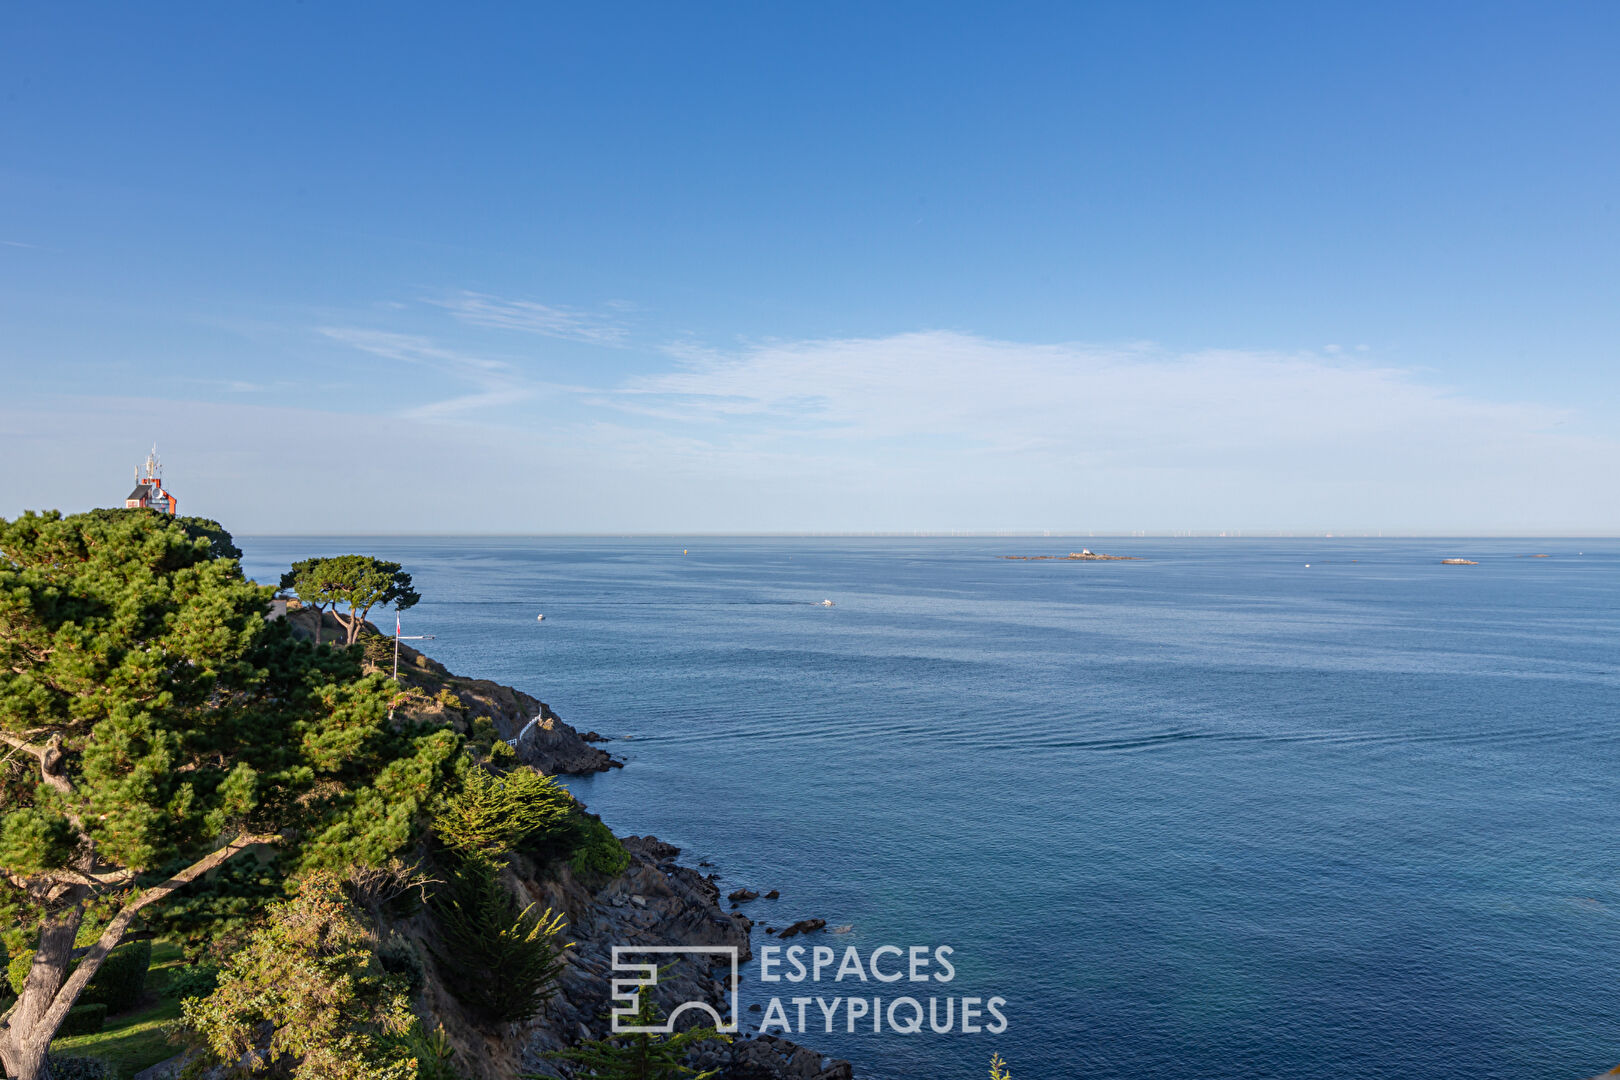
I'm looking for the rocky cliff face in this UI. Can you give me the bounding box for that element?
[282,603,851,1080]
[392,837,851,1080]
[281,604,617,775]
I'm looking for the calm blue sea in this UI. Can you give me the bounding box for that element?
[239,537,1620,1080]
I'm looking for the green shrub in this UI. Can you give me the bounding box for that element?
[7,948,31,996]
[6,939,151,1011]
[548,985,727,1080]
[82,939,152,1012]
[181,872,417,1080]
[361,631,397,666]
[429,858,568,1025]
[59,1002,108,1036]
[466,716,501,759]
[376,936,425,996]
[167,962,220,1001]
[44,1057,115,1080]
[568,815,630,880]
[395,1022,460,1080]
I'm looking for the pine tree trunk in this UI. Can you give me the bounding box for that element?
[0,1024,52,1080]
[1,834,276,1077]
[349,605,374,646]
[0,902,83,1080]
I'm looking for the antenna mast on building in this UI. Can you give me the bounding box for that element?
[123,445,178,516]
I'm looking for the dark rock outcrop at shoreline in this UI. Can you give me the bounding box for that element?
[506,835,751,1074]
[399,829,851,1080]
[514,837,850,1080]
[777,918,828,939]
[282,606,853,1080]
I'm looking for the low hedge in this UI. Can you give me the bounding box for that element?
[59,1002,108,1036]
[80,939,151,1011]
[44,1058,115,1080]
[5,939,152,1012]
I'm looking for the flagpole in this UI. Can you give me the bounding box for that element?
[389,609,434,718]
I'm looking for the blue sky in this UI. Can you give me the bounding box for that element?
[3,3,1618,533]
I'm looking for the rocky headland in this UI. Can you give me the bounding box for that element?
[280,604,853,1080]
[283,604,618,775]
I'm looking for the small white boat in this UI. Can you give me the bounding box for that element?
[536,613,546,621]
[819,599,835,607]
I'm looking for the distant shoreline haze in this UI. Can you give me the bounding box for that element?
[227,532,1620,540]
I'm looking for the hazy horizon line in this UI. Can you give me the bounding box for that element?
[232,531,1618,540]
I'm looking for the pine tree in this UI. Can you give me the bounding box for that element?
[280,555,421,646]
[0,509,461,1080]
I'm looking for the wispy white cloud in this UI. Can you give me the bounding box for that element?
[317,326,539,419]
[77,324,1613,533]
[618,331,1569,452]
[178,377,273,394]
[2,239,38,248]
[429,291,633,346]
[319,327,511,374]
[564,330,1617,532]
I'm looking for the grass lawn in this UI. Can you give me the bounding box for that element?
[49,940,191,1080]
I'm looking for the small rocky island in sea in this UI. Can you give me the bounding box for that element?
[1441,558,1480,565]
[1001,548,1137,561]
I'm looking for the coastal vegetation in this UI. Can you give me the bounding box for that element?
[0,507,857,1080]
[546,985,728,1080]
[180,873,418,1080]
[0,509,625,1080]
[0,509,456,1079]
[427,769,572,1026]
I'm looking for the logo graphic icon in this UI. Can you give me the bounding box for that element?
[610,945,740,1034]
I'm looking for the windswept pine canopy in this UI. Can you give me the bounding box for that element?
[0,508,459,1080]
